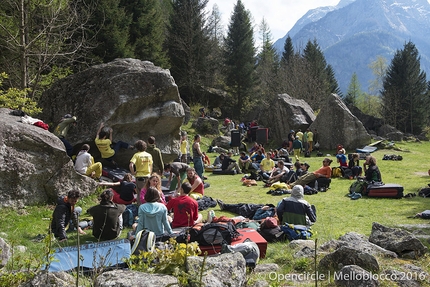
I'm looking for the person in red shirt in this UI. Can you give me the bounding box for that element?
[166,182,202,228]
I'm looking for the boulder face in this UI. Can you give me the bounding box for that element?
[0,109,97,207]
[39,58,185,166]
[310,94,371,150]
[262,94,316,144]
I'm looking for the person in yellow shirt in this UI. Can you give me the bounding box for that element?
[129,140,153,205]
[307,129,314,153]
[259,152,275,180]
[180,132,188,163]
[95,123,133,167]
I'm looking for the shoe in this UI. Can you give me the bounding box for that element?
[216,199,225,210]
[207,210,215,223]
[347,192,356,198]
[262,179,268,184]
[203,176,208,180]
[404,193,416,198]
[351,193,362,200]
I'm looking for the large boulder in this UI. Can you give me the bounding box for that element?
[261,94,315,144]
[192,117,220,135]
[369,222,427,258]
[318,246,380,272]
[39,58,185,167]
[310,94,370,150]
[95,270,178,287]
[0,109,97,207]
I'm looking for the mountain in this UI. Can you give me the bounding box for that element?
[273,0,430,94]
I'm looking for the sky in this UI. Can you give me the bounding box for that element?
[206,0,340,42]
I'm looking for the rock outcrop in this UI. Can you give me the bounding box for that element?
[0,109,97,207]
[261,94,315,144]
[39,58,185,167]
[310,94,370,150]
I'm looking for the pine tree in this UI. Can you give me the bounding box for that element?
[256,18,280,100]
[224,0,256,119]
[381,41,428,134]
[345,72,361,106]
[166,0,211,103]
[121,0,168,67]
[88,0,132,63]
[206,4,225,88]
[281,35,294,67]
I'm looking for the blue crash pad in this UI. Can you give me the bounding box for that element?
[356,146,377,153]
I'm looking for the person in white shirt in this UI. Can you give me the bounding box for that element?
[74,144,102,180]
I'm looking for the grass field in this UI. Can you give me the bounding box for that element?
[1,120,430,286]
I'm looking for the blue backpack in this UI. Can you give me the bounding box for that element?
[280,223,313,241]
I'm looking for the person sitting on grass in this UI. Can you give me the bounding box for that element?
[277,185,316,225]
[135,186,173,238]
[348,153,362,178]
[264,160,288,185]
[221,151,241,174]
[87,189,126,241]
[166,182,203,228]
[186,167,205,200]
[291,158,333,188]
[140,173,166,205]
[51,190,86,242]
[98,173,136,205]
[259,152,275,180]
[238,151,252,172]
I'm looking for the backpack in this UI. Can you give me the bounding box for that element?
[349,180,368,195]
[189,222,240,246]
[131,230,156,255]
[331,167,342,178]
[304,151,311,158]
[418,187,430,198]
[417,210,430,219]
[280,223,313,241]
[343,168,353,179]
[122,204,138,227]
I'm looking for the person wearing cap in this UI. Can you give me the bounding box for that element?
[53,114,77,157]
[291,158,333,188]
[277,185,317,225]
[292,136,303,161]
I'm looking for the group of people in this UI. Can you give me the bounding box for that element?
[51,117,208,242]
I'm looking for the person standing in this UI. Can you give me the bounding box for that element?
[87,189,126,241]
[53,114,77,157]
[192,134,204,180]
[51,190,86,242]
[303,130,308,152]
[74,144,102,180]
[129,140,153,205]
[307,129,314,153]
[166,182,202,228]
[180,132,188,163]
[146,136,164,175]
[95,123,133,166]
[292,136,303,161]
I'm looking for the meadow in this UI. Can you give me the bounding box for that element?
[1,125,430,286]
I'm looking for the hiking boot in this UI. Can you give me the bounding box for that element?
[216,199,225,210]
[351,193,362,200]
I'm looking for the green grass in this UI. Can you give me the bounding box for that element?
[2,115,430,286]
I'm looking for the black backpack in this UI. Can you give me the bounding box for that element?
[189,222,240,245]
[418,187,430,198]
